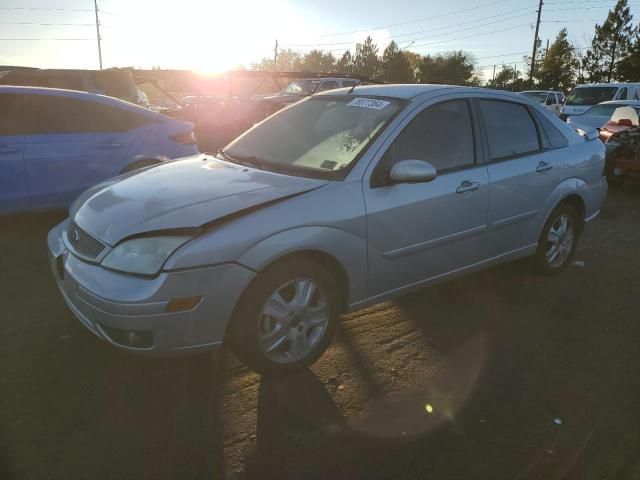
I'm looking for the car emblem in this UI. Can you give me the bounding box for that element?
[70,229,80,242]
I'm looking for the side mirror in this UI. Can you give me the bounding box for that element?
[389,159,437,184]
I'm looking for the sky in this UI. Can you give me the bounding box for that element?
[1,0,638,81]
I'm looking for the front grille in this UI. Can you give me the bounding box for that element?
[67,223,105,259]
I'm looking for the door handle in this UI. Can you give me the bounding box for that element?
[0,145,20,154]
[97,143,123,149]
[456,181,480,194]
[536,161,553,173]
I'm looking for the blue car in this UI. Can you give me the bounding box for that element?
[0,86,198,213]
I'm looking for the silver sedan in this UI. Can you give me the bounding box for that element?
[49,85,607,374]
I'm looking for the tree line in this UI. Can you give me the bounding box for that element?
[252,0,640,92]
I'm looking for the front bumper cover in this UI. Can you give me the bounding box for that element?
[48,219,255,355]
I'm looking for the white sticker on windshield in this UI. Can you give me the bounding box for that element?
[347,98,391,110]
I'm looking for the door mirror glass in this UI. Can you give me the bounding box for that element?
[389,159,437,184]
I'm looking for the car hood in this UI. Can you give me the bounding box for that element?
[73,155,328,245]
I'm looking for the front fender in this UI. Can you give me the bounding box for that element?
[236,226,368,305]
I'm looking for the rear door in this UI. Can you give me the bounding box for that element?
[0,93,28,212]
[23,94,136,209]
[478,99,563,257]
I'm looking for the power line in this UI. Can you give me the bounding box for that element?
[0,22,95,26]
[0,38,94,41]
[0,7,93,12]
[309,0,523,38]
[282,8,537,48]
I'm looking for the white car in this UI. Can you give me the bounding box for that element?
[560,83,640,119]
[521,90,565,116]
[566,100,640,129]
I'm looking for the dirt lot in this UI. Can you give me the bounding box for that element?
[1,188,639,480]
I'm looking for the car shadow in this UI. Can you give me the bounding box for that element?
[239,260,612,480]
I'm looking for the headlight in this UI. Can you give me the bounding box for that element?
[102,236,192,275]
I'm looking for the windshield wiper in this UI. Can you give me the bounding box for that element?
[217,149,264,170]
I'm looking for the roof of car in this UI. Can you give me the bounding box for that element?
[317,83,528,100]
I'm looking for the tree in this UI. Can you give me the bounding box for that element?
[336,50,355,74]
[380,41,414,83]
[251,49,302,72]
[418,51,480,86]
[403,51,422,81]
[618,34,640,81]
[353,36,380,79]
[486,65,527,91]
[536,28,579,92]
[297,50,336,73]
[582,0,636,82]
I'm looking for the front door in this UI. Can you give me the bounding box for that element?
[23,94,134,209]
[0,93,28,212]
[363,98,490,298]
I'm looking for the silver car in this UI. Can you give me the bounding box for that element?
[48,85,607,374]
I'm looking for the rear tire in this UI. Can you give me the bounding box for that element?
[228,259,339,376]
[534,203,580,274]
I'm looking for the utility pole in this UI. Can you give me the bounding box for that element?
[492,64,496,82]
[529,0,543,83]
[93,0,103,69]
[273,39,278,67]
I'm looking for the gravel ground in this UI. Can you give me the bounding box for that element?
[1,187,639,480]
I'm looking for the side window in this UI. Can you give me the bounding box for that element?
[319,81,339,92]
[616,87,628,100]
[533,109,569,149]
[381,99,475,174]
[479,100,540,161]
[29,95,152,134]
[0,94,28,135]
[342,80,358,88]
[548,94,557,105]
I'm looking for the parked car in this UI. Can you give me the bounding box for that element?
[0,68,150,107]
[520,90,565,115]
[597,105,640,143]
[48,85,607,374]
[603,125,640,184]
[560,82,640,120]
[254,77,362,121]
[0,86,198,213]
[566,100,640,130]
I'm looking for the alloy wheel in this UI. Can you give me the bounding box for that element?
[257,278,330,364]
[546,213,574,268]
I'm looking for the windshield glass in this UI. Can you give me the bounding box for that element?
[222,96,404,179]
[566,87,618,106]
[522,92,548,103]
[283,80,321,96]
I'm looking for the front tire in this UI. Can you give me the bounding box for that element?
[534,203,580,274]
[228,259,339,375]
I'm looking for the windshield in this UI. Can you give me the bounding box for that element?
[522,92,548,103]
[222,96,404,179]
[566,87,618,106]
[283,80,321,96]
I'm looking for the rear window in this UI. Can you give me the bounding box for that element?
[479,100,540,161]
[566,87,618,106]
[28,95,155,134]
[0,93,28,135]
